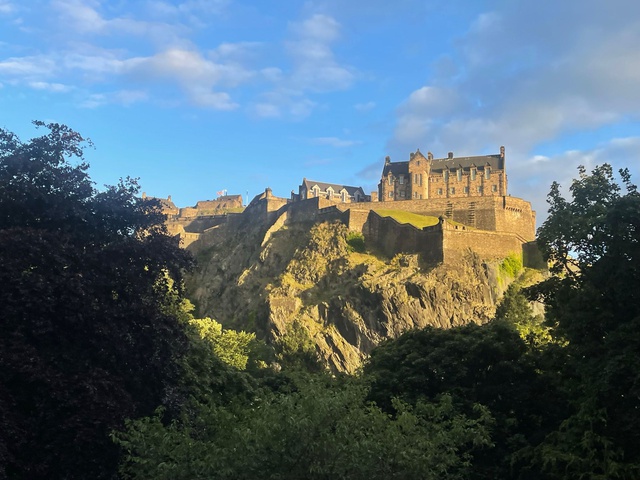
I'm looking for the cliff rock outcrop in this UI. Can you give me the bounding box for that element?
[187,216,512,373]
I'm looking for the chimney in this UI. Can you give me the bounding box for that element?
[500,145,505,158]
[167,195,172,202]
[448,152,453,159]
[427,151,433,160]
[385,155,390,164]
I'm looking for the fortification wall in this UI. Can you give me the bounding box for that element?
[182,215,227,233]
[494,196,536,241]
[346,209,371,232]
[441,224,524,263]
[365,212,444,265]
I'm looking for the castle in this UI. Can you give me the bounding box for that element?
[378,147,506,201]
[151,147,540,267]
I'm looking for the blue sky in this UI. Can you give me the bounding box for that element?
[1,0,639,224]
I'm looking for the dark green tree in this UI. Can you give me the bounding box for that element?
[0,122,193,479]
[115,372,492,480]
[364,320,566,480]
[529,164,640,478]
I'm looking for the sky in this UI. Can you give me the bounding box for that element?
[1,0,639,226]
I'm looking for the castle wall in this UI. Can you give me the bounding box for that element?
[493,196,537,242]
[346,209,371,233]
[365,212,444,265]
[442,224,524,263]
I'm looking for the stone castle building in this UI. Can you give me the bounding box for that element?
[152,145,540,267]
[293,178,369,203]
[378,147,507,202]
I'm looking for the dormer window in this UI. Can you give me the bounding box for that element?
[312,185,320,197]
[443,170,449,181]
[326,187,334,199]
[457,168,462,181]
[399,175,404,184]
[470,168,476,181]
[388,176,393,186]
[485,167,491,179]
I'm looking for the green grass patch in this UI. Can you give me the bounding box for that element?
[375,209,440,228]
[346,231,366,252]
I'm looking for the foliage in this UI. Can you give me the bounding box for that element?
[274,319,322,371]
[188,317,260,370]
[115,372,492,480]
[346,230,366,252]
[0,122,193,479]
[526,164,640,478]
[499,252,523,279]
[364,321,567,479]
[495,283,552,348]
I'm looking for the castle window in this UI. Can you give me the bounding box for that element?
[437,188,443,195]
[399,175,404,184]
[400,191,404,198]
[443,170,449,181]
[388,191,394,198]
[485,167,491,179]
[492,184,498,193]
[464,186,469,194]
[416,161,420,166]
[457,169,462,181]
[449,187,455,195]
[419,173,422,186]
[388,176,393,185]
[312,186,319,197]
[477,186,483,193]
[470,168,476,180]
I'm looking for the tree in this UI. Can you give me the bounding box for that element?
[364,321,566,479]
[0,122,193,479]
[115,372,492,480]
[529,164,640,478]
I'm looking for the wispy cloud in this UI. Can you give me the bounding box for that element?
[310,136,361,148]
[252,13,356,119]
[388,1,640,199]
[354,101,375,112]
[0,1,15,14]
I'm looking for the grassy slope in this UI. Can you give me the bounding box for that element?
[375,209,440,228]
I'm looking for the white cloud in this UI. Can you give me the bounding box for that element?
[286,14,355,92]
[79,89,148,108]
[389,0,640,180]
[28,81,71,92]
[0,1,15,14]
[0,55,56,77]
[511,137,640,224]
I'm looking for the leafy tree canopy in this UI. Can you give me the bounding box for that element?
[528,164,640,478]
[0,122,193,479]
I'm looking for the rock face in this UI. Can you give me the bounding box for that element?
[187,216,507,373]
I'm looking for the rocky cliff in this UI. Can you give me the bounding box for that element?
[186,214,515,373]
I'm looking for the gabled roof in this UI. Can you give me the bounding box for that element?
[429,154,504,172]
[381,161,409,177]
[381,152,504,177]
[302,179,365,196]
